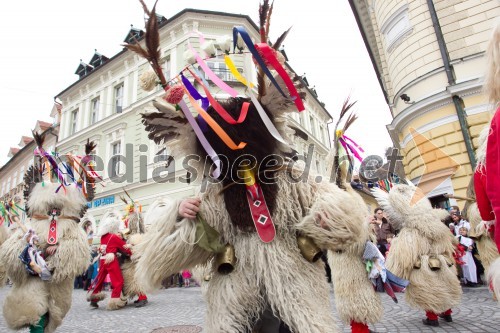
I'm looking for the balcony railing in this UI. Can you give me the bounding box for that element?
[204,68,240,83]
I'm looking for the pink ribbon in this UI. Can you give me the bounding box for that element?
[188,44,238,98]
[343,135,365,153]
[339,137,363,163]
[178,99,221,178]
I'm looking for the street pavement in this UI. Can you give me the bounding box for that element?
[0,284,498,332]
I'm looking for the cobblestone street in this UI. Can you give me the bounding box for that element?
[0,284,498,332]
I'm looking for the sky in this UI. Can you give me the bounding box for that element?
[0,0,393,167]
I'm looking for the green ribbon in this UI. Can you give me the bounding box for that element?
[195,215,225,253]
[366,260,373,274]
[0,202,10,226]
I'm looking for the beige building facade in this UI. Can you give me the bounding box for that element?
[350,0,500,209]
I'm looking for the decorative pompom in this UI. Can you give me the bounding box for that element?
[236,35,246,52]
[183,50,196,65]
[139,70,158,92]
[201,40,217,58]
[164,85,184,104]
[217,35,232,54]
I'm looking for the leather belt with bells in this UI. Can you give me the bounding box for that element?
[242,166,275,243]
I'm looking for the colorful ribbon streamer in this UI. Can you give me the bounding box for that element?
[254,43,305,112]
[343,135,365,153]
[233,26,288,99]
[186,68,249,125]
[178,99,222,178]
[34,148,68,194]
[183,86,247,151]
[339,137,363,163]
[246,89,287,144]
[224,55,254,88]
[218,54,287,144]
[181,73,209,110]
[192,65,210,88]
[188,44,239,98]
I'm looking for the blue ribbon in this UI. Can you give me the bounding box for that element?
[181,73,209,132]
[233,26,287,98]
[181,73,209,110]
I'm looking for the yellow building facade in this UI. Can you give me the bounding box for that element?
[350,0,500,209]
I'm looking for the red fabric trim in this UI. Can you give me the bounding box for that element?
[350,321,369,333]
[442,309,452,316]
[474,170,495,221]
[485,109,500,253]
[425,311,438,320]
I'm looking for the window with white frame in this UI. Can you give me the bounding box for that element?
[309,116,316,136]
[320,126,327,144]
[71,109,79,134]
[91,97,100,124]
[1,182,5,196]
[6,177,11,193]
[115,83,124,113]
[380,4,413,53]
[110,141,121,178]
[203,61,238,82]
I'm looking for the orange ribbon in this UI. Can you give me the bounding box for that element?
[183,87,247,150]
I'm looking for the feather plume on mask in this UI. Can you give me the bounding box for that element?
[123,0,167,89]
[325,96,359,188]
[133,0,307,185]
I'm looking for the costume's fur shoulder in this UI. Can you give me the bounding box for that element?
[81,214,96,233]
[476,124,490,169]
[372,185,448,240]
[0,224,8,245]
[97,210,123,236]
[128,212,145,235]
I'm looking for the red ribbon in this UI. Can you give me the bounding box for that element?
[254,43,305,112]
[186,68,249,124]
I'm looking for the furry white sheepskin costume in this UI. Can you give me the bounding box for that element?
[121,210,147,300]
[0,223,7,245]
[0,223,8,284]
[0,181,90,333]
[325,188,383,327]
[135,169,367,333]
[465,202,498,271]
[373,185,462,314]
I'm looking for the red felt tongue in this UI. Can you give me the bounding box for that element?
[47,219,57,245]
[246,184,275,243]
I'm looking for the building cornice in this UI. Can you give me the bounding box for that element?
[399,102,491,147]
[389,78,484,136]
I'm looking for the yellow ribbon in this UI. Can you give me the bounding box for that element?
[224,55,255,88]
[240,165,256,186]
